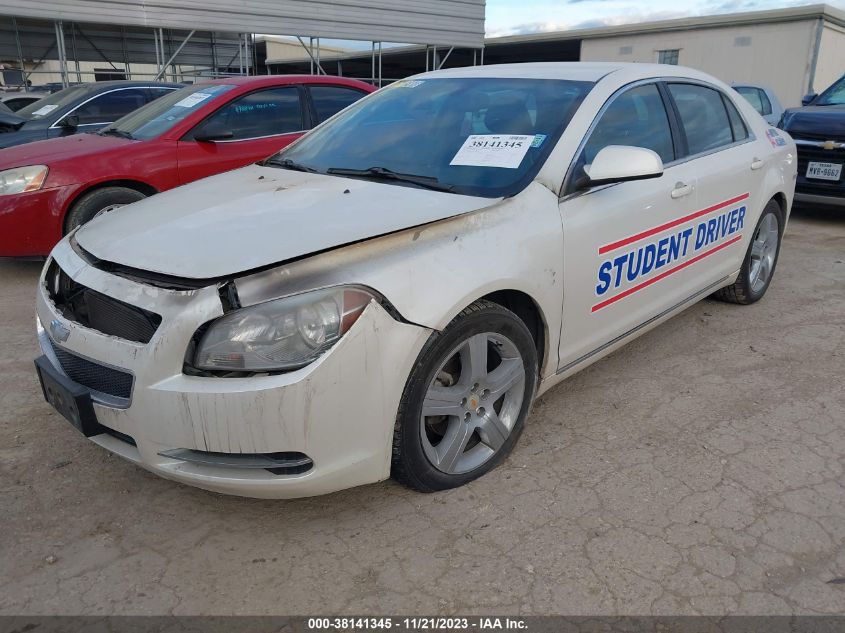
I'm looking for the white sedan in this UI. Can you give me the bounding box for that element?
[35,63,796,498]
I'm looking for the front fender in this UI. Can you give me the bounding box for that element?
[235,181,565,376]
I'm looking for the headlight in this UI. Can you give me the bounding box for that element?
[0,165,49,196]
[194,286,377,372]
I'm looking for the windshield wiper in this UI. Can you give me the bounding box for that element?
[98,128,134,140]
[264,156,319,173]
[326,166,455,193]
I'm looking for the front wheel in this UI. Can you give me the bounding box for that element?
[713,199,783,305]
[64,186,147,233]
[392,300,538,492]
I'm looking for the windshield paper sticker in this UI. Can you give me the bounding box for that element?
[766,128,787,147]
[592,193,750,312]
[31,104,59,116]
[173,92,215,108]
[450,134,534,169]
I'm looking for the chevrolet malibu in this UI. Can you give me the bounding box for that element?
[35,63,796,498]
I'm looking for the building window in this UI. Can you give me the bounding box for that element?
[619,45,633,55]
[657,49,680,65]
[94,68,127,81]
[2,68,25,87]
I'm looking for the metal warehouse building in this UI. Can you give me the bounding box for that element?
[0,0,484,87]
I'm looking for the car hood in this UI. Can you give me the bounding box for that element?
[780,105,845,139]
[75,164,500,279]
[0,132,133,168]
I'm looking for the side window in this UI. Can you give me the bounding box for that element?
[72,89,148,125]
[723,96,749,142]
[668,83,734,156]
[581,83,675,166]
[199,87,303,140]
[309,86,368,124]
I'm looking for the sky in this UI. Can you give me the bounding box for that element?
[485,0,845,37]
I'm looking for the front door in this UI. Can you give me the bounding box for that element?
[177,86,307,184]
[557,82,701,369]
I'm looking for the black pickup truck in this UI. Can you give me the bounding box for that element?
[779,74,845,208]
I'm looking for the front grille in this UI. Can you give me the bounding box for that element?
[49,340,134,400]
[46,261,162,344]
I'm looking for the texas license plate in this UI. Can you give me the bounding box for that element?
[806,161,843,181]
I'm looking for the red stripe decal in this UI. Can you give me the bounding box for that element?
[598,193,750,255]
[591,234,743,313]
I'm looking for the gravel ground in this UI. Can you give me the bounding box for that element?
[1,207,843,616]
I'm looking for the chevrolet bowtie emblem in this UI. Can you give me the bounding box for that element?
[49,319,70,342]
[823,140,837,150]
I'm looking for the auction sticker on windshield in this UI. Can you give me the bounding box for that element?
[173,92,216,108]
[450,134,534,169]
[31,104,58,117]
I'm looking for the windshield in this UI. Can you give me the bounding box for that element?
[16,85,89,120]
[103,83,236,140]
[275,77,593,198]
[815,75,845,106]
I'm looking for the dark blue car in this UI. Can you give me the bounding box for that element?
[780,74,845,209]
[0,81,180,149]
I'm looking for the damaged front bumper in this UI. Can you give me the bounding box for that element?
[35,239,431,498]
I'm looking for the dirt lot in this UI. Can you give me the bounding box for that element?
[0,208,843,616]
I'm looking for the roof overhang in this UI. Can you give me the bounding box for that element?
[0,0,486,48]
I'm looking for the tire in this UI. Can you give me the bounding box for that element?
[392,299,538,492]
[713,199,783,305]
[64,186,147,233]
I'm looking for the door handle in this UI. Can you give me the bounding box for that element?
[671,182,694,199]
[751,157,765,170]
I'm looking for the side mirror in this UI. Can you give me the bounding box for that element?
[801,93,817,106]
[583,145,664,188]
[59,114,79,130]
[193,121,234,142]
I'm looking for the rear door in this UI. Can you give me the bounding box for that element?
[557,82,701,368]
[666,81,766,289]
[176,86,307,184]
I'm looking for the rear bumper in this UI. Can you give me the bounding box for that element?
[0,186,72,256]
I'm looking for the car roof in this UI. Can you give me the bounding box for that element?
[418,62,723,86]
[80,80,183,90]
[200,74,374,90]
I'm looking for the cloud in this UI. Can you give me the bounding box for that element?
[487,21,567,37]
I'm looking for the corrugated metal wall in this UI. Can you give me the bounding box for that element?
[0,17,242,68]
[1,0,486,47]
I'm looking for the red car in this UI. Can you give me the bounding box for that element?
[0,75,374,256]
